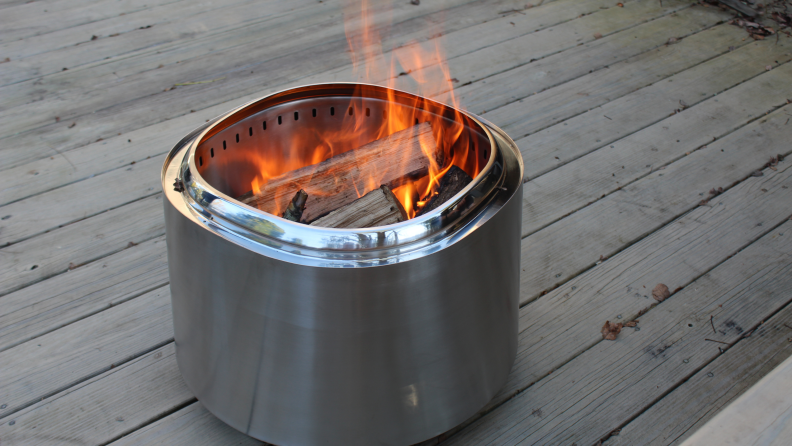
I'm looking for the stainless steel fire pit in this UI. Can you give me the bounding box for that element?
[161,83,523,446]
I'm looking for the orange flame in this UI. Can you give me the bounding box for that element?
[240,0,480,220]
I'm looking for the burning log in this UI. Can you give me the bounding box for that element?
[239,122,438,222]
[416,165,472,217]
[281,189,308,222]
[310,185,407,228]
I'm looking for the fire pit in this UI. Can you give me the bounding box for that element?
[161,83,523,445]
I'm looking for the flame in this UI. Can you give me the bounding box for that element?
[239,0,481,220]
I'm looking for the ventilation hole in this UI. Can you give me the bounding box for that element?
[294,111,299,121]
[415,118,419,125]
[348,107,354,116]
[223,141,226,150]
[312,108,317,117]
[199,156,203,166]
[366,107,370,117]
[236,134,239,143]
[330,107,335,116]
[278,116,282,125]
[249,127,253,136]
[484,150,488,159]
[210,148,214,157]
[263,121,267,130]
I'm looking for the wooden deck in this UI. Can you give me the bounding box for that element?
[1,0,792,444]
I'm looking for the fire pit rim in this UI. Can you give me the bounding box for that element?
[162,82,520,258]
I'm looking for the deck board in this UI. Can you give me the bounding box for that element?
[1,0,791,444]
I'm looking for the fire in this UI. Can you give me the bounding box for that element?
[242,0,481,219]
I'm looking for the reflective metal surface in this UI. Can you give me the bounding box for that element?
[162,83,523,446]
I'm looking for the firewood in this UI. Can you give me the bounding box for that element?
[238,122,437,222]
[416,165,472,216]
[310,185,407,228]
[281,189,308,222]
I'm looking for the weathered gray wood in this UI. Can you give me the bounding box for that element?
[491,152,792,411]
[0,194,164,297]
[0,0,319,85]
[678,354,792,446]
[311,186,407,228]
[517,36,792,181]
[520,60,792,238]
[48,161,792,446]
[607,298,792,445]
[0,0,668,170]
[0,344,193,446]
[0,235,168,352]
[0,1,722,207]
[0,285,172,418]
[110,402,260,446]
[444,217,792,446]
[241,122,435,222]
[453,6,733,115]
[517,102,792,304]
[0,0,182,43]
[0,0,526,152]
[0,154,163,247]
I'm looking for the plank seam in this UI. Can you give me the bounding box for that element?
[97,395,197,446]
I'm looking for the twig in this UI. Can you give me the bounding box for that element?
[710,315,717,334]
[783,323,792,330]
[705,338,730,345]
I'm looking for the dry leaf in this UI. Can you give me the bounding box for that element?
[766,65,772,71]
[593,32,603,39]
[602,320,623,340]
[617,2,623,6]
[667,37,677,44]
[751,170,764,177]
[652,283,671,302]
[624,321,638,327]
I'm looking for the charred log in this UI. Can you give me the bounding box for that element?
[281,189,308,222]
[415,165,472,217]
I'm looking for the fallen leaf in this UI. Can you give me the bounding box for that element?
[617,2,623,6]
[624,321,638,327]
[667,37,677,44]
[602,320,623,340]
[593,32,603,39]
[652,283,671,302]
[91,35,98,40]
[68,122,76,128]
[525,3,534,8]
[751,170,764,177]
[766,65,772,71]
[778,154,785,162]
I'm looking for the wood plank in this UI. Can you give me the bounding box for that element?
[0,235,168,352]
[50,160,792,446]
[0,0,525,144]
[0,1,718,206]
[607,295,792,445]
[492,145,792,408]
[0,344,194,446]
[109,402,260,446]
[444,220,792,445]
[487,26,787,146]
[0,0,182,43]
[454,6,734,115]
[520,59,792,238]
[0,0,673,170]
[517,101,792,304]
[0,194,164,297]
[0,0,316,84]
[677,354,792,446]
[516,37,792,181]
[0,154,163,246]
[0,285,172,418]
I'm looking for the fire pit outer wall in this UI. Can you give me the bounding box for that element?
[161,83,523,446]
